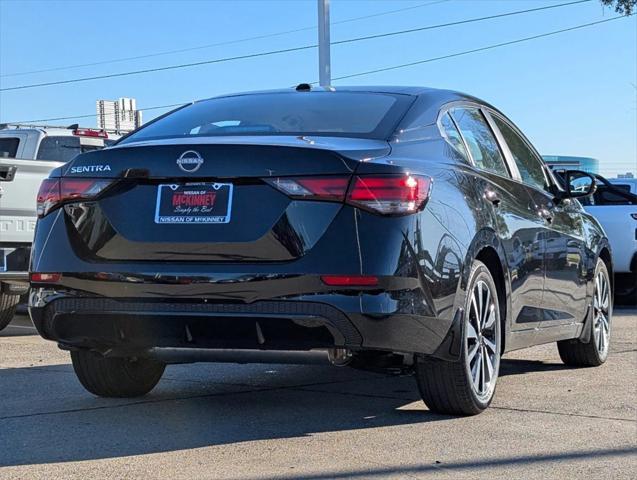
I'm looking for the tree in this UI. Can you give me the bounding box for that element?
[600,0,637,15]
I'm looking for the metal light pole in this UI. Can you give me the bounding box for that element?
[317,0,331,87]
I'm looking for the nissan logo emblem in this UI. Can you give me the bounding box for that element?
[176,150,204,173]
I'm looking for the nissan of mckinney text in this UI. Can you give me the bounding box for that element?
[29,86,612,415]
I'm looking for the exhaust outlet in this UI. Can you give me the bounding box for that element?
[328,348,352,366]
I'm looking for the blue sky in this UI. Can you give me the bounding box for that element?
[0,0,635,176]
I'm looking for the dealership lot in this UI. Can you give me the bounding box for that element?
[0,309,635,479]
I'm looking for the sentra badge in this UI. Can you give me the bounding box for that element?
[69,164,112,174]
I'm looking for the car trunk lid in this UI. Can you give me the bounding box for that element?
[61,137,389,262]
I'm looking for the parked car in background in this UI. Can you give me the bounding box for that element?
[29,86,612,415]
[0,124,120,330]
[581,176,637,304]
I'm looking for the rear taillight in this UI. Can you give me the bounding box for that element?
[264,177,349,201]
[265,174,431,215]
[347,175,431,215]
[36,178,113,218]
[36,179,61,218]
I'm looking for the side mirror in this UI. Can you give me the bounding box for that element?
[555,170,597,200]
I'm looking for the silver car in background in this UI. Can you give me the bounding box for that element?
[0,124,119,329]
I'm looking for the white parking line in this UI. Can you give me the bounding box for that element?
[9,324,37,330]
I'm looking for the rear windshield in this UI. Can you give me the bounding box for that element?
[36,136,113,162]
[120,92,413,143]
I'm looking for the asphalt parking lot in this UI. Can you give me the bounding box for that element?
[0,309,635,479]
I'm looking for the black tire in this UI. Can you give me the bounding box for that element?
[0,292,20,332]
[71,350,165,397]
[557,258,611,367]
[615,290,637,307]
[614,274,636,307]
[415,260,502,416]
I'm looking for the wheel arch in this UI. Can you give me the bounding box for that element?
[463,228,511,354]
[598,243,613,292]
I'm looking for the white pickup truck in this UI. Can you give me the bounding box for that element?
[0,124,119,329]
[582,176,637,304]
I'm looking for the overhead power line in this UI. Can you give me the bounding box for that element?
[0,0,592,92]
[0,0,449,78]
[0,1,449,78]
[5,103,187,124]
[6,14,627,123]
[330,15,629,81]
[5,13,627,126]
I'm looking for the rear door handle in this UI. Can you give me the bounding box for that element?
[0,165,17,182]
[484,189,501,206]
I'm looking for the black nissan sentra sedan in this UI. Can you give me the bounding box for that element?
[29,86,612,415]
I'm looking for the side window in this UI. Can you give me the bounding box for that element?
[439,112,468,159]
[0,137,20,158]
[492,116,548,192]
[450,107,509,177]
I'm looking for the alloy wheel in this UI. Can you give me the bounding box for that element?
[466,280,500,401]
[593,269,611,357]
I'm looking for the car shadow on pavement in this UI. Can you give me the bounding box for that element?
[0,362,447,467]
[499,358,571,377]
[0,354,588,468]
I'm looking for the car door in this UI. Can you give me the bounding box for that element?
[487,112,588,326]
[447,106,546,332]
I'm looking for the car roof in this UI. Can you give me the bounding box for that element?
[192,86,500,129]
[0,126,122,140]
[0,127,76,136]
[199,85,488,105]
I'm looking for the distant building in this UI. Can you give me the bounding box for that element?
[618,172,635,178]
[96,98,143,133]
[542,155,599,174]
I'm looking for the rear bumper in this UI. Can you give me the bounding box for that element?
[0,271,29,281]
[28,194,468,361]
[0,273,29,295]
[29,290,458,359]
[0,246,30,294]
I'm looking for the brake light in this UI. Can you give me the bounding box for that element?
[36,178,113,218]
[30,272,62,283]
[321,275,379,286]
[36,179,61,218]
[347,175,431,215]
[73,128,108,138]
[265,174,432,215]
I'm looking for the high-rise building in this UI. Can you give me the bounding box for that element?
[96,98,143,133]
